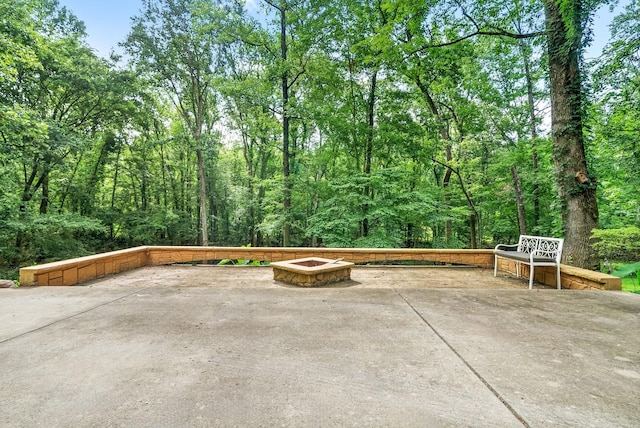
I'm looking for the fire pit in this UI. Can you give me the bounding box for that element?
[271,257,354,287]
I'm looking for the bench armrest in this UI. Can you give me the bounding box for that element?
[494,243,518,251]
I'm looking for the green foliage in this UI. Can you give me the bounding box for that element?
[607,262,640,294]
[109,209,195,247]
[217,244,265,265]
[591,227,640,261]
[306,168,441,248]
[0,0,635,277]
[217,259,263,266]
[588,2,640,230]
[0,211,106,279]
[611,261,640,279]
[621,277,640,294]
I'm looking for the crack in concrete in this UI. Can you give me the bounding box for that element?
[0,289,143,345]
[394,289,530,428]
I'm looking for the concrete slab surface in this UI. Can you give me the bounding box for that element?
[1,266,639,427]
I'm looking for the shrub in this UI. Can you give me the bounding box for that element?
[591,226,640,261]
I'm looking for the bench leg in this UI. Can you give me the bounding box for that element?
[529,266,534,290]
[556,264,561,290]
[494,255,498,277]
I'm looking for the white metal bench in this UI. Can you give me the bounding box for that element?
[494,235,564,289]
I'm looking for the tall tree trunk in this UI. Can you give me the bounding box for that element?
[256,137,270,247]
[311,164,323,247]
[432,157,479,249]
[469,213,477,249]
[111,144,121,210]
[141,163,148,212]
[245,139,258,247]
[406,163,418,248]
[348,54,361,172]
[196,148,209,246]
[58,151,84,213]
[543,0,599,269]
[158,140,168,209]
[521,39,541,230]
[511,166,528,235]
[278,3,292,247]
[443,146,452,245]
[362,69,377,238]
[39,169,49,214]
[532,147,540,230]
[416,77,453,245]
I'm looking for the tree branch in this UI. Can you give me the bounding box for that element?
[431,157,477,214]
[404,0,544,58]
[406,28,544,58]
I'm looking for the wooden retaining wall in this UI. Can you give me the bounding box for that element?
[19,246,621,290]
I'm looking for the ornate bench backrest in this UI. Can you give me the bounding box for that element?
[517,235,564,261]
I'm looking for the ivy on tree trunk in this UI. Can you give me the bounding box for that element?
[543,0,599,269]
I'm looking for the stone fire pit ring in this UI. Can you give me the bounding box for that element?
[271,257,355,287]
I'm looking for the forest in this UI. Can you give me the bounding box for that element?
[1,0,639,282]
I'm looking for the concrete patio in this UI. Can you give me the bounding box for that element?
[1,266,638,427]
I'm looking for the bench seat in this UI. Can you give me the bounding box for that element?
[494,235,564,289]
[493,250,555,263]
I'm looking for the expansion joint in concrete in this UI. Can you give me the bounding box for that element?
[0,289,141,346]
[393,289,531,428]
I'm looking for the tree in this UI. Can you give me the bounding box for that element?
[1,0,134,255]
[125,0,231,246]
[0,0,134,269]
[589,0,640,229]
[218,33,279,246]
[542,0,599,268]
[246,0,335,246]
[5,0,636,280]
[374,0,601,267]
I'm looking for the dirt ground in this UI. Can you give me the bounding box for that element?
[85,265,547,289]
